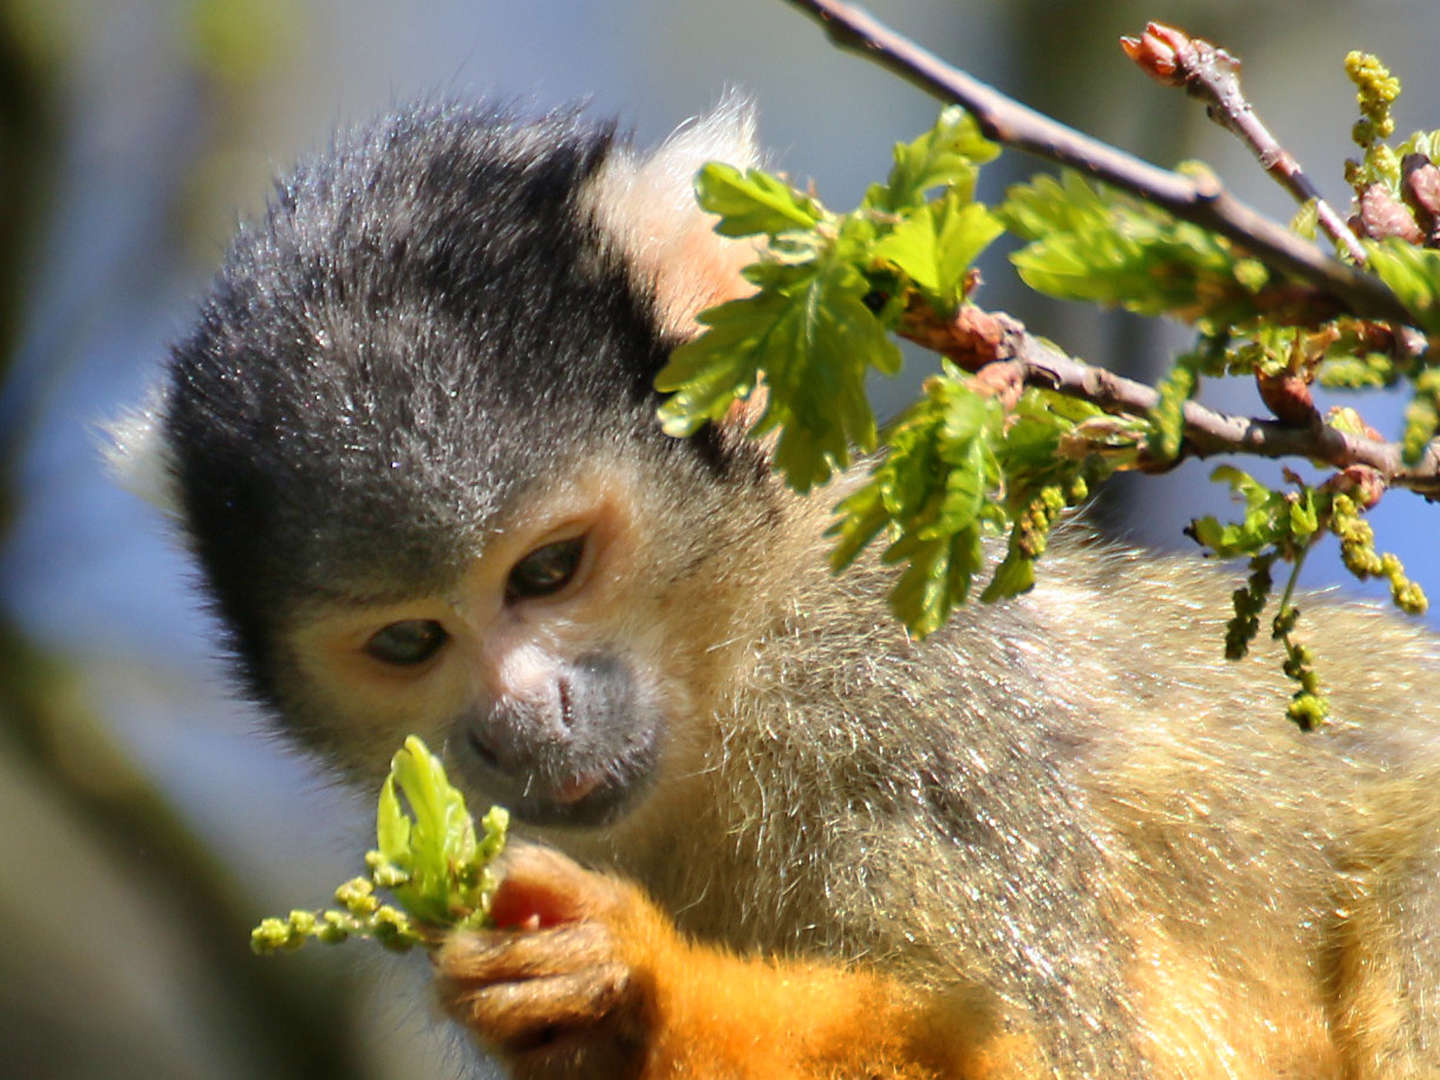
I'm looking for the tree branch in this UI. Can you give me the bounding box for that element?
[780,0,1414,326]
[1120,22,1367,264]
[898,301,1440,498]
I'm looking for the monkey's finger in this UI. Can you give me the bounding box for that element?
[491,843,630,927]
[437,921,618,983]
[440,961,632,1050]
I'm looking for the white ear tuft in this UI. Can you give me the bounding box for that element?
[584,93,764,339]
[638,90,761,209]
[101,383,181,517]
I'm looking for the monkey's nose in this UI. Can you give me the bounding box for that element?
[461,686,572,781]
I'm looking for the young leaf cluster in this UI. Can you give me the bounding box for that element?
[655,106,1002,494]
[251,736,509,954]
[660,109,1111,633]
[1001,171,1292,330]
[826,370,1107,636]
[1186,468,1426,728]
[1186,467,1330,727]
[827,370,996,637]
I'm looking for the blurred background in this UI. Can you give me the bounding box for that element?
[3,1,1438,1076]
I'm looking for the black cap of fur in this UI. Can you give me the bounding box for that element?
[164,102,731,701]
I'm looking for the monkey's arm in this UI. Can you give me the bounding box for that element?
[436,845,995,1080]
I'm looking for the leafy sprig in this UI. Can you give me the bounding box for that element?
[251,736,508,954]
[656,40,1440,727]
[1000,171,1290,329]
[656,106,1002,494]
[1183,468,1425,728]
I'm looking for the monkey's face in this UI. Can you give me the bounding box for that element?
[273,457,723,830]
[106,101,772,835]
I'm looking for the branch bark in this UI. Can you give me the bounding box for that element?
[1120,22,1367,264]
[898,302,1440,498]
[780,0,1414,326]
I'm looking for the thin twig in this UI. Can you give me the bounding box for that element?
[780,0,1414,327]
[1120,22,1367,264]
[898,302,1440,498]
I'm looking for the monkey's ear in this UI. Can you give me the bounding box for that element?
[101,384,181,517]
[585,93,763,339]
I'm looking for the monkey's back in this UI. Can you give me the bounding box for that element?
[616,517,1440,1077]
[1059,544,1440,1075]
[1023,541,1439,1073]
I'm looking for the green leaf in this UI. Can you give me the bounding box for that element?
[871,210,941,290]
[1212,464,1271,508]
[869,106,998,212]
[760,264,898,490]
[660,257,900,493]
[889,522,985,638]
[1290,199,1319,239]
[656,291,782,435]
[981,544,1037,603]
[376,775,409,865]
[1288,491,1319,539]
[933,199,1004,306]
[872,195,1003,311]
[695,162,824,237]
[1189,514,1237,553]
[1000,171,1286,329]
[830,482,892,572]
[1365,238,1440,333]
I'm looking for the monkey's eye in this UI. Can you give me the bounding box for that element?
[364,619,448,666]
[507,537,585,601]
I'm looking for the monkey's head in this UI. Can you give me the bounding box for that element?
[109,100,779,831]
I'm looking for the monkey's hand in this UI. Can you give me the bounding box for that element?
[434,844,649,1078]
[435,844,990,1079]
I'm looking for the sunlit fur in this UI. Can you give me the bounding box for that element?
[116,99,1440,1077]
[625,510,1440,1074]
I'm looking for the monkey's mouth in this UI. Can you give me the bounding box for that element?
[457,727,658,828]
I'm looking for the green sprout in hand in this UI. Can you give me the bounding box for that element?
[251,736,509,954]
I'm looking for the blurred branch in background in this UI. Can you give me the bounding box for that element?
[0,0,60,494]
[0,3,397,1077]
[0,626,369,1078]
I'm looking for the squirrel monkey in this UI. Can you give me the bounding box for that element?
[109,100,1440,1078]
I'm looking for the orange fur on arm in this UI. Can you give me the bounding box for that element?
[619,901,962,1078]
[436,844,1002,1079]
